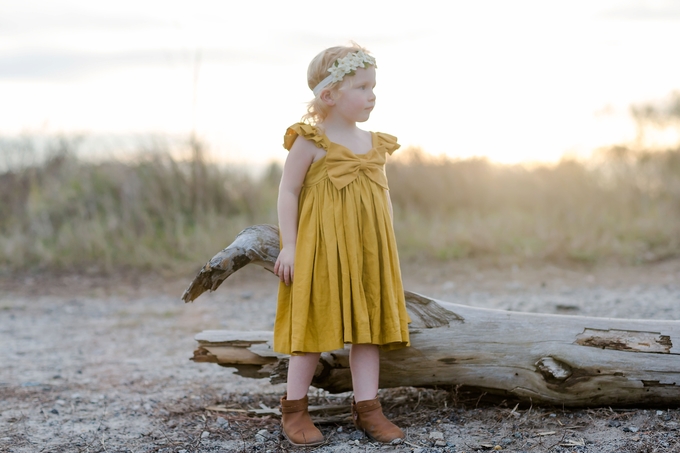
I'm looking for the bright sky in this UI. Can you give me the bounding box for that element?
[2,0,680,167]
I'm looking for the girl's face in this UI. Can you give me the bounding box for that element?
[333,66,376,123]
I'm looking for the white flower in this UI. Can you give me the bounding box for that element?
[336,60,354,74]
[326,51,376,84]
[347,53,363,67]
[354,51,367,63]
[312,50,377,95]
[328,66,345,82]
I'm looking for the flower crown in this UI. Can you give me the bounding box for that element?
[312,50,377,97]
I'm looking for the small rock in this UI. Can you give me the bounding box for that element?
[657,410,665,416]
[391,438,404,445]
[49,408,59,415]
[255,429,270,442]
[622,426,639,433]
[549,413,556,417]
[336,426,343,432]
[513,432,522,439]
[179,450,187,453]
[349,430,363,440]
[429,431,444,440]
[55,400,66,406]
[501,437,512,445]
[216,417,229,428]
[608,420,621,427]
[201,431,210,439]
[435,440,447,447]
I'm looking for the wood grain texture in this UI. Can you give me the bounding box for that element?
[184,224,680,407]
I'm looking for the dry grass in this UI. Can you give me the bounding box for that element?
[0,136,280,274]
[2,136,680,273]
[388,146,680,263]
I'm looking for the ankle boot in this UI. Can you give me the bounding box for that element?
[352,397,405,443]
[280,395,324,446]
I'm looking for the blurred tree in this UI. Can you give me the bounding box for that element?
[630,91,680,148]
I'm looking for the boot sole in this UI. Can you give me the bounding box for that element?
[282,430,325,447]
[353,421,404,444]
[357,429,405,444]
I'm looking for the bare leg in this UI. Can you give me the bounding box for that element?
[349,344,380,402]
[349,344,403,442]
[281,353,325,445]
[286,353,321,400]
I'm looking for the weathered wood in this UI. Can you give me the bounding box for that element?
[182,224,279,303]
[184,224,680,407]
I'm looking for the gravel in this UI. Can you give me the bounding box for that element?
[1,259,680,452]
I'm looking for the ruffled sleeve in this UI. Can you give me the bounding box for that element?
[283,123,330,151]
[374,132,400,155]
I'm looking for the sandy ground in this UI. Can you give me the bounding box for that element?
[1,258,680,452]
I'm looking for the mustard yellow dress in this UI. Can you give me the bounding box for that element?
[274,123,411,355]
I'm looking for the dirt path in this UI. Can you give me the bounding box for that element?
[1,259,680,452]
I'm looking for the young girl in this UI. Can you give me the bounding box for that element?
[273,44,410,447]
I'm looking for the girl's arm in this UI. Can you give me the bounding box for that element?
[274,137,317,285]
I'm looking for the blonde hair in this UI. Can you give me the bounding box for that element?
[301,43,374,125]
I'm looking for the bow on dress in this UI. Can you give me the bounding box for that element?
[326,146,388,190]
[283,124,400,191]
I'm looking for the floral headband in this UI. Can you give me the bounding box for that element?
[312,50,377,97]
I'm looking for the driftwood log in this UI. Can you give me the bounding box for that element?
[182,224,680,407]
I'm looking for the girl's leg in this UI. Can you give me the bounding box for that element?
[286,352,321,400]
[349,344,404,443]
[349,344,379,401]
[281,352,324,446]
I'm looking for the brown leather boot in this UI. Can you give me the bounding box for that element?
[352,397,405,443]
[280,395,324,446]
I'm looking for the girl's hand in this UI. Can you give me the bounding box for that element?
[274,246,296,286]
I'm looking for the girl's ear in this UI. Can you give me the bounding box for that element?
[320,89,336,106]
